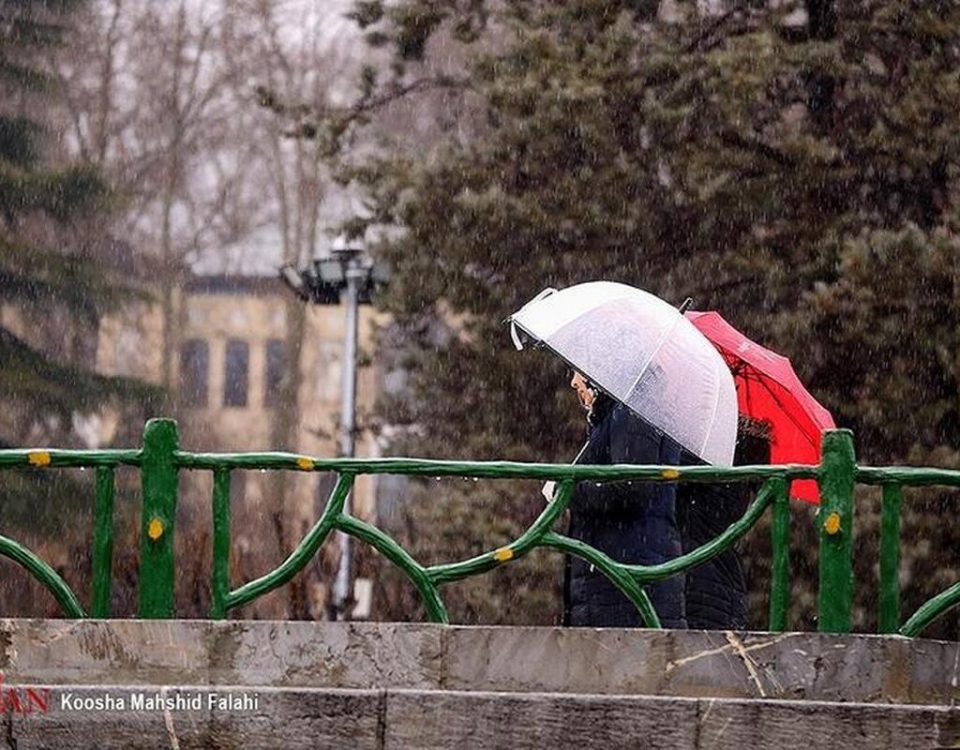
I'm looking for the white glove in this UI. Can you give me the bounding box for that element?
[541,480,556,502]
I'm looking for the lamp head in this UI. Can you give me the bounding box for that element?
[330,234,363,258]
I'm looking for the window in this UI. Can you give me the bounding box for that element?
[180,339,209,407]
[264,339,287,408]
[224,339,249,407]
[114,327,143,378]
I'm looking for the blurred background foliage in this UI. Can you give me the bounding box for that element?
[340,0,960,637]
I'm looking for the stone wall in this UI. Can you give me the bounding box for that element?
[2,620,959,749]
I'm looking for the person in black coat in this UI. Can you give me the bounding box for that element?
[677,416,772,630]
[563,373,687,628]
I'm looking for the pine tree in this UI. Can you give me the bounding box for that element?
[339,0,960,633]
[0,1,159,536]
[0,1,156,445]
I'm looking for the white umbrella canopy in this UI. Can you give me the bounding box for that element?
[509,281,738,466]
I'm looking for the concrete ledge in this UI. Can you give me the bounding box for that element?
[2,619,959,704]
[0,620,442,691]
[386,690,960,750]
[4,686,960,750]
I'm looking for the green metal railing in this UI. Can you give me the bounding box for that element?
[1,419,959,637]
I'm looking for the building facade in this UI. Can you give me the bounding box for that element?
[95,274,381,619]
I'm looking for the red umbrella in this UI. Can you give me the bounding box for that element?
[685,311,835,503]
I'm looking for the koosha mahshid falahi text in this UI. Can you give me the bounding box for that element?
[58,691,259,712]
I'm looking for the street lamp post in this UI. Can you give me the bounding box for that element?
[332,247,362,618]
[279,237,388,620]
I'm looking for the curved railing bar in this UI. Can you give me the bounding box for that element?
[0,533,86,617]
[621,479,779,583]
[539,532,660,628]
[336,515,448,624]
[427,480,574,584]
[899,581,960,637]
[224,473,353,612]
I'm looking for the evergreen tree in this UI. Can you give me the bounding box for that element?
[335,0,960,633]
[0,1,157,533]
[0,1,153,445]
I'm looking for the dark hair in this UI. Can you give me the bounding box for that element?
[587,390,616,426]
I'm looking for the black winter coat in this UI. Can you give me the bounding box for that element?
[563,396,687,628]
[675,427,769,630]
[676,458,749,630]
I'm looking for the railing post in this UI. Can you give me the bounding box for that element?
[879,484,903,633]
[139,418,179,618]
[817,429,856,633]
[91,466,115,618]
[768,478,790,632]
[211,468,231,619]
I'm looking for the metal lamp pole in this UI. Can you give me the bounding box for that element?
[279,237,388,621]
[331,251,363,619]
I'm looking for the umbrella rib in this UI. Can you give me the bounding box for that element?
[700,358,726,458]
[624,314,684,403]
[751,372,820,450]
[693,314,832,464]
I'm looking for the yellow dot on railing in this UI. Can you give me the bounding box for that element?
[824,512,842,536]
[27,451,51,467]
[661,469,680,480]
[493,547,514,562]
[147,517,165,541]
[296,457,315,471]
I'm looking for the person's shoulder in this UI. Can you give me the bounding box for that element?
[613,404,659,437]
[605,408,663,464]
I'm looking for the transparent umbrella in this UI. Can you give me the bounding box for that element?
[509,281,738,466]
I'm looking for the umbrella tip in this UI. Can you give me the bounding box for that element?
[678,297,694,315]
